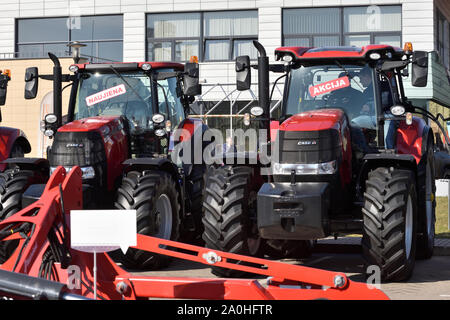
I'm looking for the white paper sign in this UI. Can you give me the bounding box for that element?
[85,84,126,106]
[70,210,137,254]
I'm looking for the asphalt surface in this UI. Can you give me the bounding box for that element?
[129,239,450,300]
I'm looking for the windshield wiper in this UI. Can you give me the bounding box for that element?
[108,65,148,104]
[334,60,364,91]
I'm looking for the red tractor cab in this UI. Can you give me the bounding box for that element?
[0,54,207,270]
[202,41,450,282]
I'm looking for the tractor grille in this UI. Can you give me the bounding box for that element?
[277,129,341,164]
[48,131,107,188]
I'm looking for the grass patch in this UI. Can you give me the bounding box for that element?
[436,197,450,238]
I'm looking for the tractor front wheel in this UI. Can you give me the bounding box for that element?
[202,165,263,278]
[115,170,181,270]
[362,167,417,282]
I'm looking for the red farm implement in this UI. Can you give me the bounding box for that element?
[0,166,388,300]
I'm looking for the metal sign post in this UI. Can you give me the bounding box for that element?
[70,210,137,299]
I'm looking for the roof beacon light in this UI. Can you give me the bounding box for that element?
[404,42,413,54]
[189,56,199,64]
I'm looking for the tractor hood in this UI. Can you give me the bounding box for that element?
[58,116,121,133]
[280,109,344,132]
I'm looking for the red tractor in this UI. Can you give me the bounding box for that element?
[0,53,207,269]
[202,41,450,282]
[0,69,32,172]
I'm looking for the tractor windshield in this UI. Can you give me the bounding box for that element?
[284,64,377,129]
[74,70,155,132]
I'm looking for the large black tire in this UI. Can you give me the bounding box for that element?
[362,167,418,282]
[416,142,436,260]
[180,164,205,245]
[0,169,37,264]
[202,165,263,278]
[114,170,181,270]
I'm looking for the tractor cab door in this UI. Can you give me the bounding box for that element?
[156,71,186,154]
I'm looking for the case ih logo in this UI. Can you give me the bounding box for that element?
[66,143,84,148]
[309,76,350,97]
[298,140,317,146]
[86,84,126,106]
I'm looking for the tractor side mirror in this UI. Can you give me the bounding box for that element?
[411,51,428,87]
[25,67,39,99]
[236,55,251,91]
[183,62,201,97]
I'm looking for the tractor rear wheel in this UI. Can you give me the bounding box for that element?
[0,169,37,264]
[114,170,180,270]
[362,167,417,282]
[202,165,263,278]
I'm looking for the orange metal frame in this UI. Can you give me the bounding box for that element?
[0,166,389,300]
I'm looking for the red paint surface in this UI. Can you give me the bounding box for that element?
[396,116,425,164]
[275,45,403,60]
[0,127,26,171]
[58,116,128,190]
[279,109,344,132]
[270,120,280,143]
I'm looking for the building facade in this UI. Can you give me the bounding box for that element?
[0,0,449,156]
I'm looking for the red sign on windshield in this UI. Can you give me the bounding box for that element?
[309,76,350,97]
[86,84,127,107]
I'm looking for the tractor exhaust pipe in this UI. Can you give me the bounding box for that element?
[48,53,63,128]
[253,40,270,132]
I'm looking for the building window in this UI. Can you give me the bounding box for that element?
[16,15,123,62]
[283,6,402,48]
[204,11,258,61]
[147,11,258,62]
[436,9,450,69]
[147,13,201,62]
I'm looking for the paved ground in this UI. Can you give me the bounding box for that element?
[130,237,450,300]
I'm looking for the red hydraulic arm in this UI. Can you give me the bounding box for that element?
[0,166,389,300]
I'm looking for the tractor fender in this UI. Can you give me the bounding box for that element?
[123,158,181,180]
[396,116,428,165]
[0,127,32,171]
[170,118,210,176]
[357,153,418,196]
[1,157,49,174]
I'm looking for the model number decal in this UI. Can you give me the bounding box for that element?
[86,84,126,106]
[309,76,350,97]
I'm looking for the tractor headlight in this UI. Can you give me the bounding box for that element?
[272,161,337,175]
[50,166,95,180]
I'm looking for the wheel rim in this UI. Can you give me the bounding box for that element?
[154,194,173,239]
[425,163,435,244]
[405,195,413,260]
